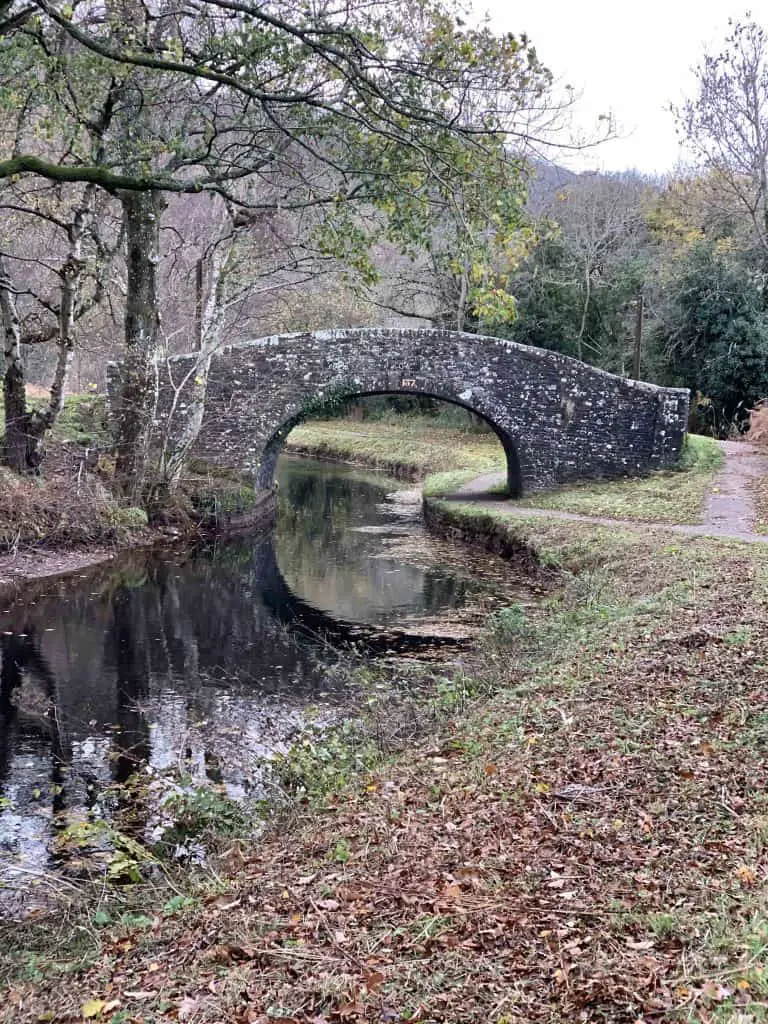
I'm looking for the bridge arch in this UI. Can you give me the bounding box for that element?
[257,388,522,497]
[145,328,689,497]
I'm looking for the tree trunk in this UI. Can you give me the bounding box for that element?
[25,186,94,464]
[576,260,592,363]
[632,291,644,380]
[114,188,165,499]
[456,268,468,332]
[0,255,30,472]
[151,229,233,507]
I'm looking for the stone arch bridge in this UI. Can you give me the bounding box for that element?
[147,328,689,497]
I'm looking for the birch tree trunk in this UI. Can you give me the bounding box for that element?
[24,185,95,464]
[0,254,28,472]
[576,260,591,364]
[149,233,233,510]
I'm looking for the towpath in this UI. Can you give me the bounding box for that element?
[454,441,768,544]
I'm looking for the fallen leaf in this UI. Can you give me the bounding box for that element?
[178,996,200,1021]
[701,981,733,1001]
[737,865,757,885]
[336,1000,362,1019]
[363,970,385,993]
[81,1001,106,1020]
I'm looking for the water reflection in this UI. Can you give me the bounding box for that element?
[0,456,500,911]
[276,457,470,622]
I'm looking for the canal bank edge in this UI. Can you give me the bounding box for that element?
[422,495,547,574]
[0,488,278,602]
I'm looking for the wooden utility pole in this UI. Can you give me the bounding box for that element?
[632,291,644,380]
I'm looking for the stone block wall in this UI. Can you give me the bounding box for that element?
[111,328,690,497]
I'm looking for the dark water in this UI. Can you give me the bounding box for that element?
[0,456,520,912]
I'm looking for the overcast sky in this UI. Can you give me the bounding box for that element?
[480,0,754,175]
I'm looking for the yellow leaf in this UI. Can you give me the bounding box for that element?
[81,1000,105,1020]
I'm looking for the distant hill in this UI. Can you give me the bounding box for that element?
[524,158,577,214]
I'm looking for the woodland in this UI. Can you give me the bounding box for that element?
[0,3,768,507]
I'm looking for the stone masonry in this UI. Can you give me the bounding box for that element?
[137,328,690,497]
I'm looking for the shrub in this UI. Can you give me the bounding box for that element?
[109,507,149,529]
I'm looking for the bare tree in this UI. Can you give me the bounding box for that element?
[676,18,768,285]
[544,173,651,363]
[0,180,118,470]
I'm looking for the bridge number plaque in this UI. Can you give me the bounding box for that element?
[400,378,417,388]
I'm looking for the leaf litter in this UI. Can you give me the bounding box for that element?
[4,532,768,1022]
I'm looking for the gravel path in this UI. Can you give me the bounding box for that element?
[454,441,768,544]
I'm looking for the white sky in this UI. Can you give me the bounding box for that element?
[480,0,757,175]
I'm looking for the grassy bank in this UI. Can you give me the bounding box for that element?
[4,507,768,1022]
[516,434,723,524]
[0,394,145,554]
[289,417,723,524]
[0,465,152,555]
[0,394,267,555]
[286,416,506,479]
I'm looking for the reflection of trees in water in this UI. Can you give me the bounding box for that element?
[0,458,483,896]
[420,570,468,614]
[108,587,151,787]
[0,532,337,889]
[275,459,470,622]
[0,631,70,900]
[277,460,390,559]
[0,632,65,784]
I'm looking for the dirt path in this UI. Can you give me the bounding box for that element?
[699,440,768,535]
[454,441,768,544]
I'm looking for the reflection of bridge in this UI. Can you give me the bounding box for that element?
[254,536,471,656]
[142,328,689,498]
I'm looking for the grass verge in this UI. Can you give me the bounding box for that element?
[516,434,723,524]
[286,416,506,479]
